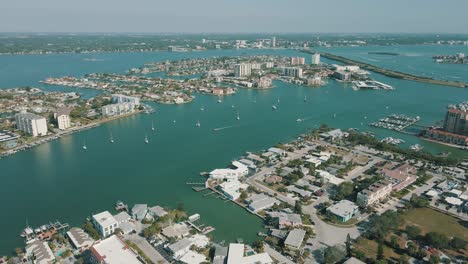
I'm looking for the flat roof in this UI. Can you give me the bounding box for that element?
[90,235,140,264]
[284,229,306,248]
[92,211,118,227]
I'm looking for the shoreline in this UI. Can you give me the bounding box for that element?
[0,110,142,159]
[300,50,468,88]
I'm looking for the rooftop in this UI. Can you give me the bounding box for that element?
[284,229,306,248]
[327,200,359,218]
[92,211,118,227]
[90,235,140,264]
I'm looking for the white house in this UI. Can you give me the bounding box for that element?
[92,211,119,238]
[210,161,249,181]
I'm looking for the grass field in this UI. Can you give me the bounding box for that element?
[354,237,399,260]
[402,207,468,240]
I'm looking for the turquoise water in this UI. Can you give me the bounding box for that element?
[0,47,467,255]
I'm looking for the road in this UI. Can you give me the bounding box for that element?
[125,233,169,264]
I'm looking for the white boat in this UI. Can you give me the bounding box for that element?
[236,112,240,120]
[272,105,277,110]
[217,99,222,103]
[82,140,87,150]
[409,144,423,152]
[109,132,114,143]
[173,120,176,124]
[277,98,280,103]
[304,96,307,102]
[196,120,201,127]
[144,134,149,144]
[200,105,205,111]
[333,113,336,118]
[151,120,155,132]
[231,105,235,108]
[296,118,303,122]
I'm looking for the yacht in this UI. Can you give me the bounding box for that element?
[272,105,277,110]
[144,134,149,144]
[82,140,87,150]
[217,99,222,103]
[409,144,423,152]
[109,132,114,143]
[296,118,303,122]
[196,120,201,127]
[236,112,240,120]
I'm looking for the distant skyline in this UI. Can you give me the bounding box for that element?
[2,0,468,33]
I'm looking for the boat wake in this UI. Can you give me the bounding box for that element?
[359,56,379,62]
[213,125,239,132]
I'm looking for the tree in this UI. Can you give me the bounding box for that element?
[240,191,248,201]
[398,254,410,264]
[389,236,399,249]
[429,255,441,264]
[450,237,466,250]
[294,202,302,214]
[367,210,401,240]
[346,233,352,257]
[333,182,355,201]
[410,194,429,208]
[323,245,346,264]
[405,225,421,240]
[377,239,384,260]
[252,240,264,253]
[425,232,449,249]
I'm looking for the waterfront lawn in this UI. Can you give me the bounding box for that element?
[402,208,468,240]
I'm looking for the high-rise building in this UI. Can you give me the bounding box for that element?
[234,63,252,77]
[257,77,272,88]
[290,57,305,65]
[271,37,276,48]
[15,112,48,137]
[112,94,140,106]
[281,67,303,78]
[443,102,468,136]
[54,107,72,130]
[102,102,135,117]
[311,53,321,65]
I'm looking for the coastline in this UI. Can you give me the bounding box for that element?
[300,50,468,88]
[0,110,142,159]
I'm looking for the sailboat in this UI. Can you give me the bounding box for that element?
[82,140,87,150]
[236,112,240,120]
[109,132,114,143]
[151,120,155,132]
[196,120,201,127]
[144,134,149,144]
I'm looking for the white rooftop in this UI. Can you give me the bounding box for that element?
[92,211,118,227]
[91,235,140,264]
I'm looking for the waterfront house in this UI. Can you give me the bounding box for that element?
[92,211,118,238]
[218,179,248,200]
[131,204,148,220]
[319,129,344,141]
[267,212,302,229]
[179,250,207,264]
[66,227,94,250]
[89,235,140,264]
[25,240,55,264]
[284,229,306,250]
[247,193,281,213]
[162,223,190,239]
[213,246,228,264]
[210,161,249,181]
[226,243,273,264]
[168,238,193,259]
[326,200,359,223]
[148,205,168,218]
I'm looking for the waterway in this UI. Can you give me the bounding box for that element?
[0,47,467,254]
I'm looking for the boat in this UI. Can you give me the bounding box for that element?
[151,120,155,132]
[277,98,280,103]
[296,118,303,122]
[144,134,149,144]
[173,120,176,124]
[231,105,235,109]
[272,105,277,110]
[109,132,114,143]
[409,144,423,152]
[217,99,222,103]
[304,96,307,102]
[200,105,205,111]
[196,120,201,127]
[20,226,34,238]
[333,113,336,118]
[82,140,87,150]
[236,112,240,120]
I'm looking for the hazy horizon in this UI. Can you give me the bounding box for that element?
[2,0,468,34]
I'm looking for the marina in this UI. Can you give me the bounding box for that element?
[370,114,421,132]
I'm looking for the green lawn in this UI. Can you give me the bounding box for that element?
[402,208,468,240]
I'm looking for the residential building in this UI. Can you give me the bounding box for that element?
[131,204,147,220]
[162,223,190,239]
[54,107,72,130]
[343,257,366,264]
[281,67,303,78]
[25,240,55,264]
[67,227,94,250]
[179,250,207,264]
[267,212,302,228]
[424,129,468,146]
[284,229,306,250]
[247,193,280,212]
[210,161,249,181]
[112,94,140,106]
[148,205,168,218]
[89,235,140,264]
[92,211,118,238]
[218,179,248,200]
[333,70,351,81]
[226,243,273,264]
[168,238,193,259]
[234,63,252,77]
[264,62,274,68]
[257,77,272,88]
[326,200,359,222]
[382,163,417,191]
[0,130,19,149]
[290,57,305,65]
[101,102,135,117]
[213,246,228,264]
[356,180,393,207]
[443,101,468,136]
[15,112,47,137]
[287,185,312,197]
[320,129,344,141]
[307,77,323,86]
[271,37,276,48]
[311,53,320,65]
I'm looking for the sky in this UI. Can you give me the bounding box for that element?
[1,0,468,33]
